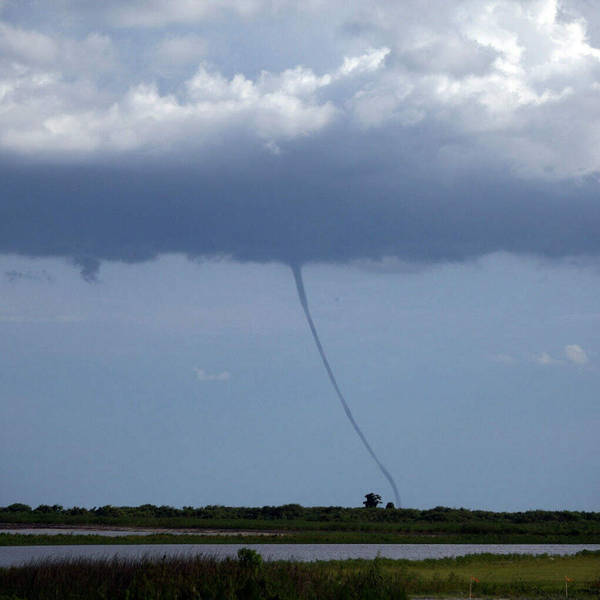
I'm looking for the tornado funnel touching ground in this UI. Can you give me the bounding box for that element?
[292,264,401,507]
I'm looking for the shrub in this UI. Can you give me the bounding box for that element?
[237,548,263,571]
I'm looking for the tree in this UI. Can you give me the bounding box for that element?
[5,503,31,513]
[363,493,382,508]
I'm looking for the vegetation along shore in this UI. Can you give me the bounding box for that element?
[1,503,599,545]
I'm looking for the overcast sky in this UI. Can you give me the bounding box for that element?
[1,0,599,510]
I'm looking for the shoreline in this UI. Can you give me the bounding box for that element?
[0,522,283,536]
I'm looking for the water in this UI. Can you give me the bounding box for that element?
[1,528,274,537]
[1,544,598,567]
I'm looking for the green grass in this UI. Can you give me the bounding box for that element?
[0,550,598,599]
[361,551,600,597]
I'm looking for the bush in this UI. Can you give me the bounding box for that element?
[238,547,263,571]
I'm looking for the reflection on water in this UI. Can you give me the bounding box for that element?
[1,544,599,568]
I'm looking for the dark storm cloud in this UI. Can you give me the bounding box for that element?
[4,269,53,283]
[3,1,600,274]
[1,128,599,276]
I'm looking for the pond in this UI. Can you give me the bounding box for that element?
[1,543,599,567]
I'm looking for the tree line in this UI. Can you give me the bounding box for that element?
[2,502,599,524]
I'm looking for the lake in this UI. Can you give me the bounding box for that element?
[1,543,599,567]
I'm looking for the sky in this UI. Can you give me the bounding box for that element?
[1,0,599,511]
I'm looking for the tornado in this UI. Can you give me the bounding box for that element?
[291,263,401,507]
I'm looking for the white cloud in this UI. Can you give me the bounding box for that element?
[564,344,589,365]
[110,0,296,27]
[534,345,591,367]
[0,23,115,72]
[0,24,118,156]
[534,351,563,365]
[194,368,231,382]
[2,1,600,177]
[0,47,389,157]
[154,35,207,67]
[337,47,390,77]
[0,22,58,64]
[344,0,600,178]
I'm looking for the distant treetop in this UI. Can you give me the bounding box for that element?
[363,493,382,508]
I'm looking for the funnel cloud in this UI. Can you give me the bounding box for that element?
[292,264,401,507]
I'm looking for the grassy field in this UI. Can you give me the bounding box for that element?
[0,550,598,599]
[359,551,600,598]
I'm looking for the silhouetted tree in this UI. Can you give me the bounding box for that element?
[363,493,382,508]
[6,503,31,513]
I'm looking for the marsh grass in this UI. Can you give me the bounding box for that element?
[0,550,598,600]
[0,553,407,600]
